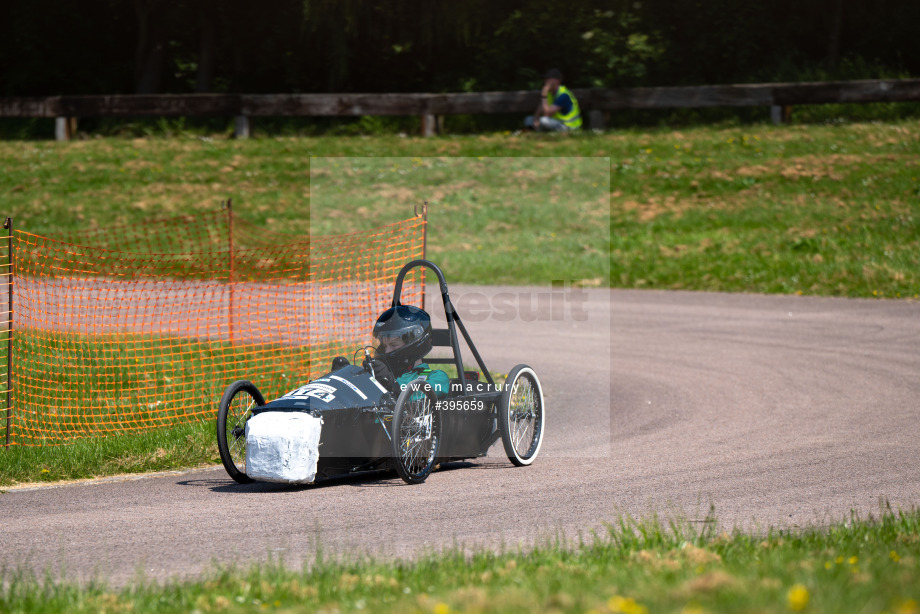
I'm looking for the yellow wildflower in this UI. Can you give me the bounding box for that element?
[608,595,649,614]
[787,584,809,611]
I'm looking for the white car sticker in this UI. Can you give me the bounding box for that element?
[368,375,389,393]
[329,375,368,400]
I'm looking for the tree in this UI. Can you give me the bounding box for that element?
[133,0,167,93]
[826,0,843,69]
[195,0,218,92]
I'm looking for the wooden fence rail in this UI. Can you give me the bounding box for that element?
[2,78,918,139]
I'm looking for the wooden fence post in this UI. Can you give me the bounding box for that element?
[235,115,250,139]
[588,109,606,131]
[55,117,77,141]
[421,114,438,137]
[770,105,793,125]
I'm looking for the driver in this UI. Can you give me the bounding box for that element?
[371,304,450,399]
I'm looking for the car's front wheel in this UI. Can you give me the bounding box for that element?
[216,380,264,484]
[391,378,442,484]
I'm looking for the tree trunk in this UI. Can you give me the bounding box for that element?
[134,0,166,94]
[196,0,218,93]
[826,0,843,69]
[228,0,250,92]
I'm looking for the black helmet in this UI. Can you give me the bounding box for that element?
[373,305,432,376]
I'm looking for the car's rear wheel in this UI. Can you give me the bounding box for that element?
[499,365,544,466]
[391,379,442,484]
[216,380,264,484]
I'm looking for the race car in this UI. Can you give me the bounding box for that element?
[215,259,545,485]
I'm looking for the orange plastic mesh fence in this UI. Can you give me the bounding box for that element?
[6,208,425,446]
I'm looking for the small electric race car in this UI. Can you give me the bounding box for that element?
[216,259,545,485]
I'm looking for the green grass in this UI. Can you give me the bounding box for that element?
[0,419,217,487]
[1,121,918,295]
[607,124,920,297]
[1,506,918,613]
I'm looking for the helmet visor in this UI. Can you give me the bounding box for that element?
[374,323,425,354]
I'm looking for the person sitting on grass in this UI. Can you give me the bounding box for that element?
[524,68,583,132]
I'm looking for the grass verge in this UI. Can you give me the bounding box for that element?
[1,121,918,295]
[0,419,218,487]
[1,506,918,613]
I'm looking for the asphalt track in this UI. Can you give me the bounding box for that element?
[2,286,919,586]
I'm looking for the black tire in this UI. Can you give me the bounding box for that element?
[499,365,545,466]
[391,378,442,484]
[216,380,265,484]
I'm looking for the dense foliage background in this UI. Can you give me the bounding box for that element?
[2,0,917,97]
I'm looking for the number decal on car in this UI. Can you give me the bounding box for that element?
[283,383,337,403]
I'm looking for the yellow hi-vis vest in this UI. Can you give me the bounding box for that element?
[547,85,582,129]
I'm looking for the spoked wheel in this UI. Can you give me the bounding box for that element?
[391,378,442,484]
[216,380,265,484]
[499,365,545,466]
